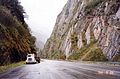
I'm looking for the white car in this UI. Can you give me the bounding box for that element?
[26,54,37,64]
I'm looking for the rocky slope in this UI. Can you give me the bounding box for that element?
[43,0,120,61]
[0,0,36,65]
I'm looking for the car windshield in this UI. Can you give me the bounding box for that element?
[28,58,32,61]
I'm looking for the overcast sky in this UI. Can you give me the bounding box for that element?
[19,0,67,43]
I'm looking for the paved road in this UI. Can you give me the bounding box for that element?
[0,60,120,79]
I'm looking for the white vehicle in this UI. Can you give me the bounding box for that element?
[26,54,37,64]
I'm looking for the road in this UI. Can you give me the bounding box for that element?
[0,60,120,79]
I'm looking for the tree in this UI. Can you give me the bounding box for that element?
[0,0,25,23]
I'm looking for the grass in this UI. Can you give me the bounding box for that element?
[68,39,108,61]
[68,40,96,60]
[0,61,25,73]
[82,48,108,61]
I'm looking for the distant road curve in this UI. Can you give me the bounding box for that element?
[0,60,120,79]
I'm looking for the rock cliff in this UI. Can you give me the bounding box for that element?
[43,0,120,61]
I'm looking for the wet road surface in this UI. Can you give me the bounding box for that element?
[0,60,120,79]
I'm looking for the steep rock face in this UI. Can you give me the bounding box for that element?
[43,0,120,61]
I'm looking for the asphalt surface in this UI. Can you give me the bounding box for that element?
[0,60,120,79]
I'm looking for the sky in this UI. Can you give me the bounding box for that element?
[19,0,67,43]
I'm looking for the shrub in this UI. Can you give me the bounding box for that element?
[81,32,87,46]
[85,0,103,9]
[112,54,120,62]
[68,39,97,60]
[82,48,108,61]
[71,32,78,49]
[49,51,66,60]
[84,0,103,15]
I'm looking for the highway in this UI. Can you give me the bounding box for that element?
[0,60,120,79]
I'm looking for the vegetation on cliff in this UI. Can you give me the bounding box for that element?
[0,0,36,65]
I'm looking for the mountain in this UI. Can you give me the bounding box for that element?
[31,32,45,49]
[0,0,36,65]
[35,39,44,49]
[42,0,120,61]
